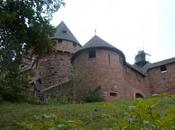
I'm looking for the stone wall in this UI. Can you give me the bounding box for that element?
[37,52,72,88]
[36,39,81,88]
[148,63,175,94]
[55,40,81,53]
[123,66,151,99]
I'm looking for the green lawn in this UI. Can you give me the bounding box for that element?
[0,95,175,130]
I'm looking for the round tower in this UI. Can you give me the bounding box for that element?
[71,35,127,100]
[36,21,81,89]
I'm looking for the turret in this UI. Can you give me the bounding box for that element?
[135,50,149,67]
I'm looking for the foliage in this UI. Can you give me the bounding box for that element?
[18,114,86,130]
[84,87,103,103]
[0,94,175,130]
[0,0,65,102]
[46,81,74,105]
[102,93,175,130]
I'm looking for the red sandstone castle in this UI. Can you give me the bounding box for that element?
[25,21,175,100]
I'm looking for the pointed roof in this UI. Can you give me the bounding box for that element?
[82,35,115,49]
[52,21,80,44]
[71,35,125,63]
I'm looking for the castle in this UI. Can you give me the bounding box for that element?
[27,21,175,101]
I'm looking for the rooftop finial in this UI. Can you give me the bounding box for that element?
[94,29,96,35]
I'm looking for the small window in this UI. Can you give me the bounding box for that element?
[73,42,77,47]
[88,48,96,58]
[62,30,67,34]
[58,39,62,43]
[119,56,123,65]
[108,54,110,64]
[110,92,117,97]
[160,65,167,72]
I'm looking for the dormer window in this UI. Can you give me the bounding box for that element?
[62,30,67,34]
[160,65,167,73]
[88,48,96,58]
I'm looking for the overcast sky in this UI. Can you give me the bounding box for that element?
[51,0,175,64]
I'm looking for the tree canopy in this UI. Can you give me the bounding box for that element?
[0,0,65,102]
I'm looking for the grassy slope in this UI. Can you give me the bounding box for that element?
[0,96,174,130]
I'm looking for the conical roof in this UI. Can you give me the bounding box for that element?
[71,35,125,62]
[52,21,80,44]
[82,35,115,49]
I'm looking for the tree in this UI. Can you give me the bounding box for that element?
[0,0,65,102]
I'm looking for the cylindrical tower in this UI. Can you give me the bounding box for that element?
[71,35,127,100]
[36,21,81,89]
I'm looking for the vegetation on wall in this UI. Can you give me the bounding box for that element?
[0,0,65,102]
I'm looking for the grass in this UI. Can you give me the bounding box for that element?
[0,95,175,130]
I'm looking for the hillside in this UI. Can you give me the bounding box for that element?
[0,94,175,130]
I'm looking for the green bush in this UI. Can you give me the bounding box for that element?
[84,88,103,103]
[45,81,74,105]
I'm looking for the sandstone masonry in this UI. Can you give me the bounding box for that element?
[30,21,175,100]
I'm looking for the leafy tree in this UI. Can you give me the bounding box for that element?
[0,0,65,102]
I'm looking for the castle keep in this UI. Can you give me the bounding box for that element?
[29,21,175,100]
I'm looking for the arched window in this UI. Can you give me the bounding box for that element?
[135,93,144,98]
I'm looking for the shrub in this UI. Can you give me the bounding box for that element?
[84,87,103,103]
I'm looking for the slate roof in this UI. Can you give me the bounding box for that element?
[52,21,80,44]
[71,35,125,62]
[148,57,175,69]
[132,57,175,74]
[82,35,115,49]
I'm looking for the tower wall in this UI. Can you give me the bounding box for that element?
[37,39,80,88]
[73,48,152,100]
[73,48,127,100]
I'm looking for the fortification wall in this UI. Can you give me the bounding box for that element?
[148,63,175,94]
[36,39,81,88]
[123,66,151,99]
[37,52,72,88]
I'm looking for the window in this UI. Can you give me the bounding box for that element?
[62,30,67,34]
[88,48,96,58]
[108,54,110,64]
[110,92,117,97]
[58,39,62,43]
[73,42,77,47]
[160,65,167,72]
[119,56,123,65]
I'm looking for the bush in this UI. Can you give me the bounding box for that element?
[84,87,103,103]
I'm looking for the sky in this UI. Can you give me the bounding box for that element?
[51,0,175,64]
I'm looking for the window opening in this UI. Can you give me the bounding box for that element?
[58,39,62,43]
[160,65,167,72]
[62,30,67,34]
[108,54,110,64]
[73,42,77,47]
[135,93,144,98]
[88,48,96,58]
[110,92,117,97]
